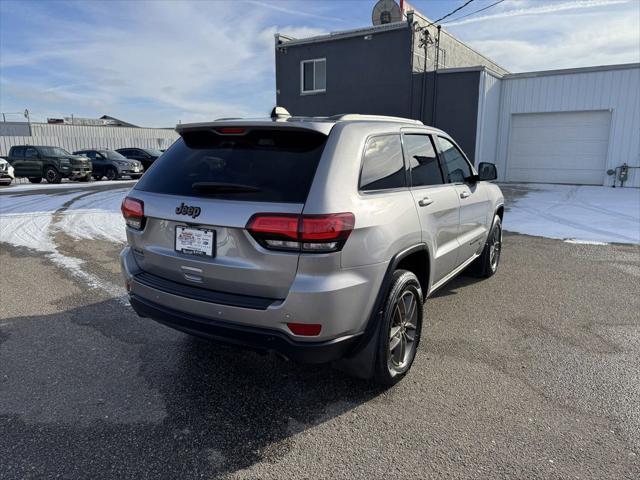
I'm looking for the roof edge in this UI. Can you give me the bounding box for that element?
[275,21,408,48]
[503,62,640,79]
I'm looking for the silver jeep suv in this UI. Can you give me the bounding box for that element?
[120,109,504,385]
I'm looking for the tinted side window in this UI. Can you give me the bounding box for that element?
[359,135,406,191]
[437,137,472,183]
[403,134,443,187]
[118,149,130,156]
[11,146,25,157]
[25,147,38,159]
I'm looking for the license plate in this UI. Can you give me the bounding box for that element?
[175,226,215,257]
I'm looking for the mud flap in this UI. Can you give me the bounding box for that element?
[332,313,381,380]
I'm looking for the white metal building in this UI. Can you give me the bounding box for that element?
[0,122,179,157]
[475,63,640,187]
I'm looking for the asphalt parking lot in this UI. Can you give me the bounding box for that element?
[1,185,639,479]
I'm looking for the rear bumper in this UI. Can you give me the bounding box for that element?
[121,245,385,357]
[129,294,361,363]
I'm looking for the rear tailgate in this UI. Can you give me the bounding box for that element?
[127,125,329,300]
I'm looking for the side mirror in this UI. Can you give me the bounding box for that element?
[478,162,498,181]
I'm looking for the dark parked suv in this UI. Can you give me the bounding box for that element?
[74,149,144,180]
[116,148,163,170]
[7,145,92,183]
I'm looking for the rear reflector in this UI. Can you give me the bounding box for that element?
[246,213,354,253]
[287,323,322,336]
[121,197,145,230]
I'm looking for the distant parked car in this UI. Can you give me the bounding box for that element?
[74,149,144,181]
[115,148,163,170]
[0,157,15,186]
[7,145,92,184]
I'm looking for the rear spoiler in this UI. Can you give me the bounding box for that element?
[175,120,334,136]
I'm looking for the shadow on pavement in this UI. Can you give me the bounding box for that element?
[0,298,382,479]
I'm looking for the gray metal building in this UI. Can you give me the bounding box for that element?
[0,122,179,157]
[275,17,640,187]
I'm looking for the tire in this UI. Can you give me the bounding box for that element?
[28,177,42,184]
[469,215,502,278]
[373,269,424,387]
[44,166,61,184]
[105,167,119,181]
[93,175,103,181]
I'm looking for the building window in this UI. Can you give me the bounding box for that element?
[300,58,326,94]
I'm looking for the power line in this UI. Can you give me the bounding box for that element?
[428,0,477,26]
[443,0,506,24]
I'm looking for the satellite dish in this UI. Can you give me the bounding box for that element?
[372,0,402,26]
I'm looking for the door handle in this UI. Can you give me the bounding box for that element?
[460,191,471,199]
[418,197,434,207]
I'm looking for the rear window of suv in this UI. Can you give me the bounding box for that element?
[134,128,327,203]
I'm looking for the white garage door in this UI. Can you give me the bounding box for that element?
[506,110,611,185]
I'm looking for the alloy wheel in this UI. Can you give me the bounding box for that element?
[489,223,502,270]
[388,290,418,372]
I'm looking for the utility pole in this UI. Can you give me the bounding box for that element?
[418,26,432,123]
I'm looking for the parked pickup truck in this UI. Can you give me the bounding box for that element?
[7,145,93,183]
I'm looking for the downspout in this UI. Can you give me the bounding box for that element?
[407,12,415,119]
[431,25,441,126]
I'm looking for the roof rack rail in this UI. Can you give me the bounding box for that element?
[214,117,243,121]
[327,114,423,125]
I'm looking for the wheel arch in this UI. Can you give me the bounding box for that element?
[351,244,429,351]
[334,243,430,379]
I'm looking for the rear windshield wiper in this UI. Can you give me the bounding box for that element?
[191,182,261,194]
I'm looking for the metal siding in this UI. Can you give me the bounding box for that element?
[490,66,640,186]
[0,123,179,156]
[475,71,502,166]
[276,27,413,117]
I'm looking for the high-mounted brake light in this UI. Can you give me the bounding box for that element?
[217,127,246,135]
[246,213,354,253]
[121,197,145,230]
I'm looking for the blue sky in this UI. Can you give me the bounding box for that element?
[1,0,638,127]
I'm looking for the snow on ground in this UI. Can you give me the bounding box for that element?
[0,188,129,300]
[54,189,127,243]
[0,192,82,250]
[503,184,640,245]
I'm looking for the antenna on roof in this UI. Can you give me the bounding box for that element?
[270,106,291,120]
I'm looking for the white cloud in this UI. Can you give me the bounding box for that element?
[446,0,640,72]
[445,0,631,26]
[0,1,325,126]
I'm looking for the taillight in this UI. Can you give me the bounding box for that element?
[121,197,145,230]
[246,213,355,253]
